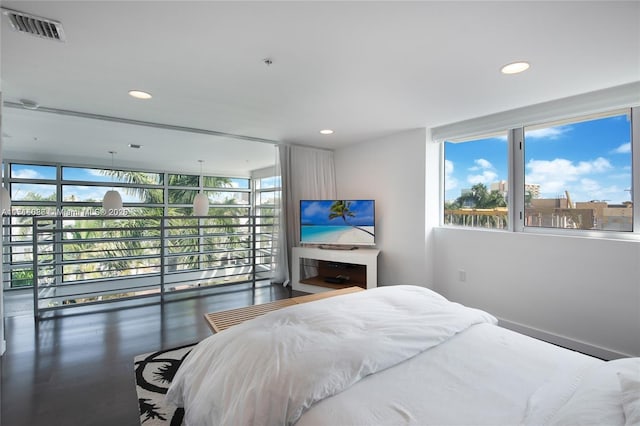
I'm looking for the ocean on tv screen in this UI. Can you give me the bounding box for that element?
[301,225,375,245]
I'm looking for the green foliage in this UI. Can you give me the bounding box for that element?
[444,183,508,228]
[452,183,506,209]
[11,269,33,288]
[21,191,57,202]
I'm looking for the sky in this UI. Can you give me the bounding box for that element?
[301,200,375,226]
[444,112,632,204]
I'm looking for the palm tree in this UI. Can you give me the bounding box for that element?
[327,200,374,237]
[99,170,238,273]
[446,183,507,228]
[328,200,355,223]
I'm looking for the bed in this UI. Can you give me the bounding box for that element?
[166,285,640,426]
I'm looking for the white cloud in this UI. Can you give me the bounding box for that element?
[570,179,625,203]
[611,142,631,154]
[303,201,327,217]
[444,159,458,191]
[467,170,497,185]
[525,126,571,140]
[526,157,613,197]
[473,158,493,170]
[12,169,42,179]
[475,158,492,169]
[468,158,494,171]
[527,157,611,179]
[579,178,601,193]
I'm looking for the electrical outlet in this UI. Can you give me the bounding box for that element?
[458,269,466,282]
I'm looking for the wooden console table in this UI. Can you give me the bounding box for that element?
[204,286,363,333]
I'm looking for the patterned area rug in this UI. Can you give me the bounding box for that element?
[134,343,196,425]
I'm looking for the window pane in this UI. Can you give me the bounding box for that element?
[444,134,508,229]
[257,176,281,190]
[11,269,33,288]
[63,167,162,185]
[206,190,250,205]
[524,112,632,231]
[62,185,162,203]
[258,191,280,206]
[11,183,57,201]
[210,206,250,216]
[168,189,198,204]
[11,163,56,180]
[203,176,249,189]
[168,207,195,216]
[168,174,198,187]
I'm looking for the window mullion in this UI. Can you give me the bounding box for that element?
[509,128,524,232]
[632,107,639,234]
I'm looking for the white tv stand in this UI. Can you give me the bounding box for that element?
[292,246,380,294]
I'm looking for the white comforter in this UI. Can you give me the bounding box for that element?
[166,285,497,426]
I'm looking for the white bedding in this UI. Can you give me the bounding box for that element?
[166,285,496,425]
[167,285,637,426]
[298,323,603,426]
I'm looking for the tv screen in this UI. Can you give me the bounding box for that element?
[300,200,375,246]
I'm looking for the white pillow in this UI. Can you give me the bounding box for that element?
[547,358,640,426]
[618,369,640,426]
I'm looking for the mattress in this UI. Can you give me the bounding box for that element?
[166,285,639,426]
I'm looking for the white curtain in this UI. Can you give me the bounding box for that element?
[274,144,336,285]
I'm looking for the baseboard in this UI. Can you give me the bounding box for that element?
[497,318,632,360]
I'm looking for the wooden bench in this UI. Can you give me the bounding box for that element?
[204,286,363,333]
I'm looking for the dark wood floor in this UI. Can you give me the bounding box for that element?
[1,283,295,426]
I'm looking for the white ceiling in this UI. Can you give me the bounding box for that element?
[1,1,639,175]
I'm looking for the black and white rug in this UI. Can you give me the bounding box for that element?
[134,343,196,426]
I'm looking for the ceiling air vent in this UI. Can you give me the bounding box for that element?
[1,8,65,42]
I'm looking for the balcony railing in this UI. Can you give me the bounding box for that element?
[444,208,508,229]
[14,214,278,318]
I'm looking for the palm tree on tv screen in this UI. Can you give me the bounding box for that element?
[327,200,374,237]
[328,200,355,224]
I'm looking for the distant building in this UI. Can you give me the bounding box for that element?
[526,198,632,231]
[525,183,540,199]
[601,203,633,231]
[490,180,508,194]
[487,181,540,200]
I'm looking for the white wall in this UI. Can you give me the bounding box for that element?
[433,228,640,359]
[335,124,639,360]
[334,128,430,287]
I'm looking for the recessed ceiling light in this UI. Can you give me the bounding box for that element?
[128,144,142,149]
[500,61,530,75]
[320,129,334,135]
[128,90,152,100]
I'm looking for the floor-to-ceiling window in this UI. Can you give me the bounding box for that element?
[2,160,279,295]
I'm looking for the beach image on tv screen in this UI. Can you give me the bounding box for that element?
[300,200,375,245]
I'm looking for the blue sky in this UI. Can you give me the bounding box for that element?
[445,113,632,204]
[301,200,375,226]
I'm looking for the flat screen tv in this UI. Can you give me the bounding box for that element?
[300,200,375,247]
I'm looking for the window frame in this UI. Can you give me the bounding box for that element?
[443,131,510,230]
[0,159,263,289]
[438,103,639,240]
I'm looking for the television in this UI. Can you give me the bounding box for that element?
[300,200,375,247]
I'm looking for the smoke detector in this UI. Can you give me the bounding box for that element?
[2,7,66,42]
